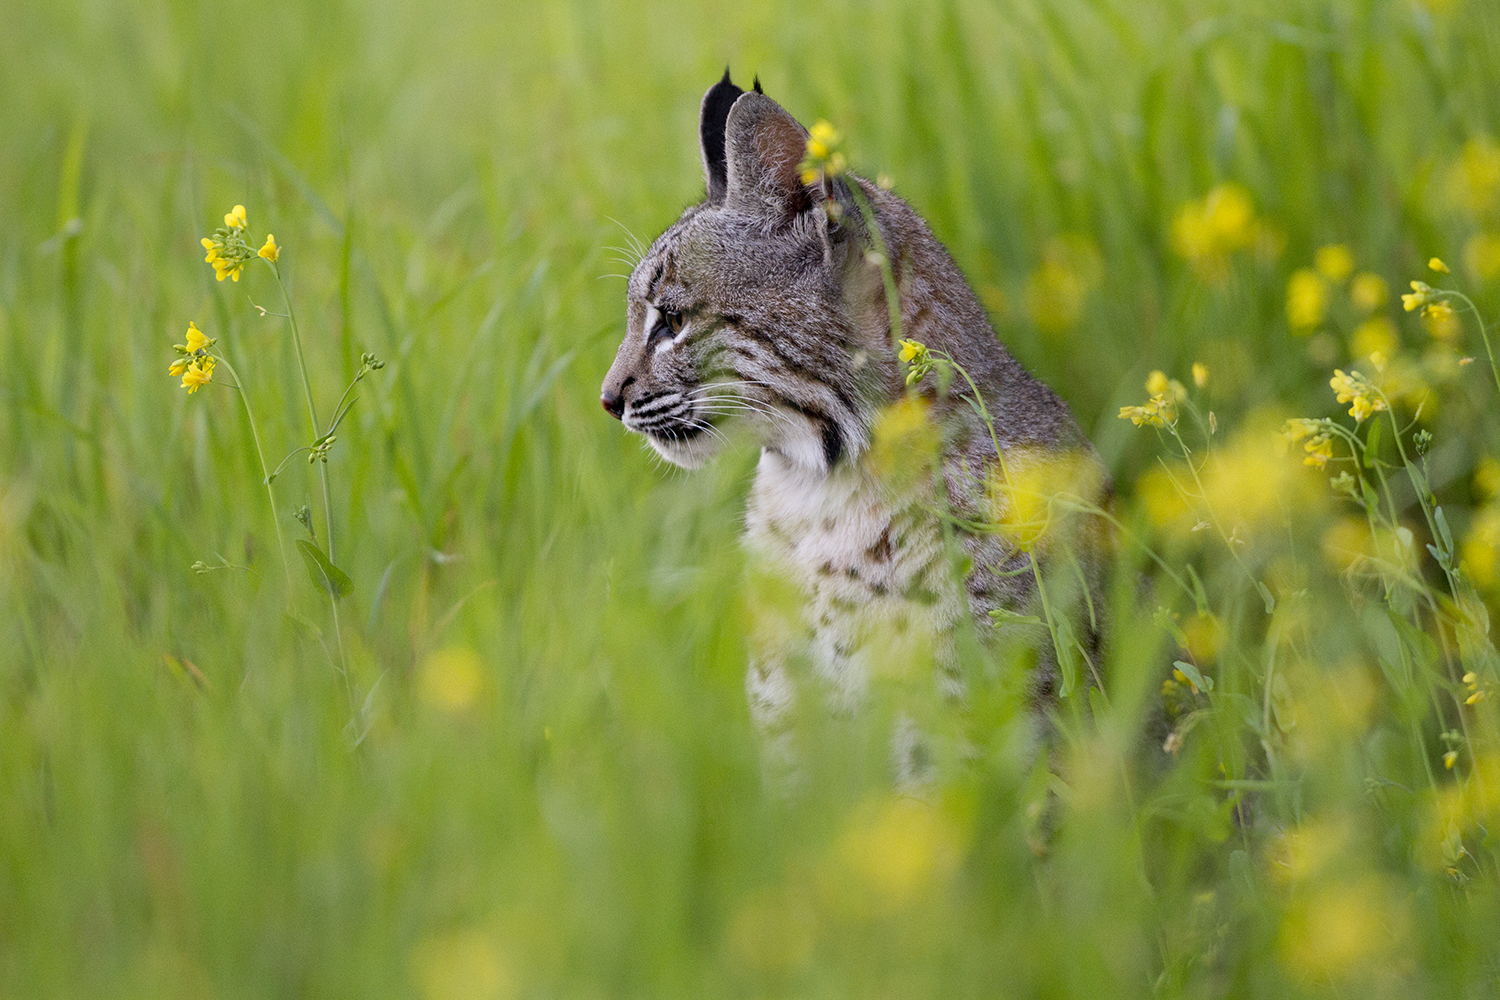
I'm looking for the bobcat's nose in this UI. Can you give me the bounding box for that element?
[601,389,625,419]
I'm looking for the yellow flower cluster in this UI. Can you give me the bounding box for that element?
[200,203,281,282]
[169,321,216,393]
[1285,244,1396,352]
[799,120,847,186]
[897,338,939,386]
[1281,418,1335,468]
[1329,369,1387,422]
[1461,671,1489,706]
[1120,369,1195,428]
[1171,182,1260,279]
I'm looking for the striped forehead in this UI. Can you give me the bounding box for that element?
[627,204,710,301]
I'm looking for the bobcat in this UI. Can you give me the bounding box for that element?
[602,72,1107,741]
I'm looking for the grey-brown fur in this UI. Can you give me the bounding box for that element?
[602,74,1107,737]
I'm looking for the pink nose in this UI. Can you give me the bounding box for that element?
[601,390,624,419]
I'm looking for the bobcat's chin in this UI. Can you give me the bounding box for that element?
[643,425,722,469]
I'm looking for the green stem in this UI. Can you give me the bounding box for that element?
[266,260,351,697]
[214,354,292,595]
[268,261,339,565]
[1444,290,1500,397]
[845,181,903,347]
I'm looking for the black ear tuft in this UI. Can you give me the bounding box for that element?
[700,69,744,205]
[752,75,763,94]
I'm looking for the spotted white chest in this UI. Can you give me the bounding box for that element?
[741,449,964,719]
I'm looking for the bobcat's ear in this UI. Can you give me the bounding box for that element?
[722,91,814,224]
[700,69,745,206]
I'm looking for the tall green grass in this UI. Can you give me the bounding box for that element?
[3,0,1500,995]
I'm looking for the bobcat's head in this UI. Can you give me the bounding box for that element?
[602,73,893,471]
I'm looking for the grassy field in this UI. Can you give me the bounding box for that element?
[4,0,1500,995]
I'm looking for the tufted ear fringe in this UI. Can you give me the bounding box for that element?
[699,68,745,206]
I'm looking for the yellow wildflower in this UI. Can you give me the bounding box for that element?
[1119,394,1176,428]
[1474,457,1500,500]
[1281,418,1322,444]
[1446,138,1500,215]
[1444,750,1459,769]
[1170,183,1258,279]
[1350,316,1398,362]
[1192,362,1208,388]
[1304,434,1334,468]
[224,204,247,230]
[1401,280,1436,312]
[1429,257,1450,274]
[179,357,215,393]
[1315,244,1355,282]
[1348,272,1388,313]
[1144,370,1186,400]
[1463,232,1500,281]
[1286,268,1328,330]
[1330,369,1387,422]
[1462,506,1500,589]
[1422,301,1460,341]
[799,120,846,185]
[170,321,216,380]
[258,233,279,262]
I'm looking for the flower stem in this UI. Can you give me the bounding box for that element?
[265,260,351,696]
[214,354,293,595]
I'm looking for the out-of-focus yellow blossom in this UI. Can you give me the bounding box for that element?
[1350,316,1398,362]
[725,885,817,975]
[1023,235,1101,336]
[830,795,965,915]
[1181,611,1222,664]
[1321,516,1373,573]
[1445,750,1459,769]
[1303,434,1334,468]
[224,204,247,230]
[1278,875,1411,982]
[1348,272,1388,313]
[1461,506,1500,589]
[1474,457,1500,500]
[1429,256,1451,274]
[1191,362,1208,388]
[1422,301,1460,341]
[1171,182,1258,279]
[1136,464,1190,527]
[1286,268,1328,330]
[1280,418,1323,444]
[1463,232,1500,281]
[1119,394,1176,428]
[416,646,485,714]
[258,233,279,262]
[410,928,515,1000]
[987,446,1103,551]
[799,120,846,185]
[869,394,939,486]
[1145,369,1187,401]
[1445,138,1500,216]
[1316,244,1355,282]
[1422,755,1500,872]
[1330,369,1387,422]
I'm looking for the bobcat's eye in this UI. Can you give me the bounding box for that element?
[663,310,685,335]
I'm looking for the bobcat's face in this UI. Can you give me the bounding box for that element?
[602,76,891,472]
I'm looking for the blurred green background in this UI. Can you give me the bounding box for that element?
[4,0,1500,996]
